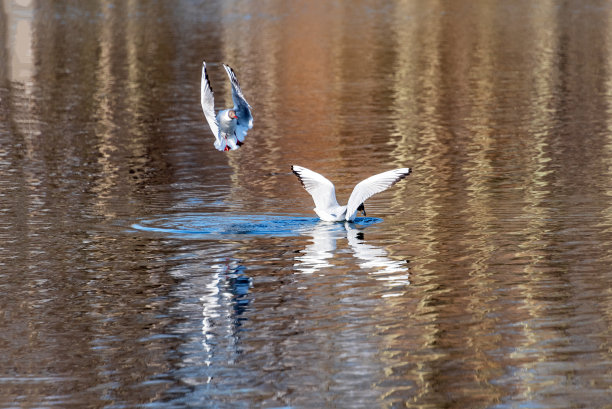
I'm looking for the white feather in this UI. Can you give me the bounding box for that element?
[291,166,340,211]
[223,63,253,131]
[292,166,411,222]
[345,168,411,221]
[200,62,220,143]
[201,61,253,151]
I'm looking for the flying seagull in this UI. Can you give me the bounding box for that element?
[291,165,411,222]
[201,61,253,151]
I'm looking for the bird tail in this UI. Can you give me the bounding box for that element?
[226,136,240,150]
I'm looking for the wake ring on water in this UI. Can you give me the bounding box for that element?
[130,213,382,239]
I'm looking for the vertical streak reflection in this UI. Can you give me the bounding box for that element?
[168,252,253,396]
[387,2,447,404]
[90,0,120,219]
[602,4,612,343]
[3,0,34,83]
[504,1,559,402]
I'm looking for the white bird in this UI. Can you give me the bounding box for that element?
[201,61,253,151]
[291,165,411,222]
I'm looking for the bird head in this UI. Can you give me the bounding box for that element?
[357,203,366,216]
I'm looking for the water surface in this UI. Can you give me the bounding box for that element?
[1,1,612,408]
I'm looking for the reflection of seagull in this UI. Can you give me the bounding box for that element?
[344,224,410,289]
[295,222,346,274]
[201,61,253,151]
[199,260,252,368]
[292,166,411,221]
[296,222,410,293]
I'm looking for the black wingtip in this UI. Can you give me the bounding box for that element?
[291,165,300,179]
[291,166,306,188]
[398,168,412,181]
[387,168,411,188]
[202,63,214,93]
[223,63,241,85]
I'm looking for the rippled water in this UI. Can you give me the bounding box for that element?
[2,1,612,408]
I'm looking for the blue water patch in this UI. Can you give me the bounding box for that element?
[130,213,382,239]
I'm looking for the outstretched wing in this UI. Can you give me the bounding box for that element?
[292,165,340,211]
[201,61,220,138]
[345,168,411,221]
[223,64,253,130]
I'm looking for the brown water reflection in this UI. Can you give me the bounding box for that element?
[1,0,612,408]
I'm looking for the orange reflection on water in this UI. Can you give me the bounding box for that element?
[2,0,612,408]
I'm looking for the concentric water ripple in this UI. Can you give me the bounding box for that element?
[130,213,383,239]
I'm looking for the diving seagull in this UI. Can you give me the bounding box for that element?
[201,61,253,151]
[292,165,411,222]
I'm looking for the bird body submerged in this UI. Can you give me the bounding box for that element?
[201,61,253,151]
[291,165,411,222]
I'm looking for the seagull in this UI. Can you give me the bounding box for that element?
[291,165,411,222]
[201,61,253,151]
